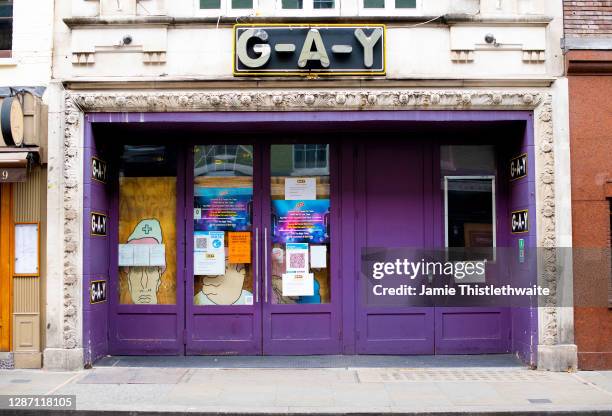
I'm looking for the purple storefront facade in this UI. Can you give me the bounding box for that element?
[79,107,542,366]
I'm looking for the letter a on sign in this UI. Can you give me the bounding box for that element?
[298,29,330,68]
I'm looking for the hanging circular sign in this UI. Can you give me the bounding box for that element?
[0,96,24,147]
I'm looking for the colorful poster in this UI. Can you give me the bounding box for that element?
[228,232,251,264]
[286,243,309,273]
[193,231,225,275]
[272,199,330,244]
[194,187,252,232]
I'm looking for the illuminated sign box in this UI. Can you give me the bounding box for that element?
[233,24,386,76]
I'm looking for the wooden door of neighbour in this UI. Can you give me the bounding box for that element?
[0,184,12,351]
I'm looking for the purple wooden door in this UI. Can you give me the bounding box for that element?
[109,145,185,355]
[261,143,342,355]
[432,147,511,354]
[186,144,263,355]
[354,141,511,355]
[185,142,341,355]
[355,141,436,354]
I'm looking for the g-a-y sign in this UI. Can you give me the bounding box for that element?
[233,24,386,76]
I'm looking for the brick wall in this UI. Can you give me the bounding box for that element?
[564,1,612,36]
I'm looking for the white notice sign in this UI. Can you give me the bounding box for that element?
[194,231,225,275]
[282,273,314,297]
[149,244,166,267]
[132,244,150,266]
[285,177,316,200]
[310,245,327,268]
[14,223,38,275]
[118,244,134,266]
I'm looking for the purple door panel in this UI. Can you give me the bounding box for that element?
[261,143,342,355]
[434,307,511,354]
[355,141,436,354]
[186,144,263,355]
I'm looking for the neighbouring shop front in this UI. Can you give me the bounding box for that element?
[80,108,538,361]
[0,88,48,369]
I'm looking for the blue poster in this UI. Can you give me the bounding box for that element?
[272,199,330,244]
[194,187,252,232]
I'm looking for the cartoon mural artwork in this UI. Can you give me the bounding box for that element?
[194,251,253,305]
[125,219,166,305]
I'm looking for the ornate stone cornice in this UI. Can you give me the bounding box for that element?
[70,89,547,112]
[61,88,558,358]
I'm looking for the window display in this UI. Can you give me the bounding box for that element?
[193,145,254,306]
[270,144,331,304]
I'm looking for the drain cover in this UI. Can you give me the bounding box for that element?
[528,398,552,404]
[10,379,31,384]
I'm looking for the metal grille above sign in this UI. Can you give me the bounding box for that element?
[233,24,386,76]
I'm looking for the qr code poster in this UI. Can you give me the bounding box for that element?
[285,243,309,273]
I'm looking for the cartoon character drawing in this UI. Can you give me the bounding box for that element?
[194,250,253,305]
[125,219,165,305]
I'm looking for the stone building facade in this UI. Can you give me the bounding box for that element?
[44,0,577,371]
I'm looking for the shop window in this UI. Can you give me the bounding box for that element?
[117,145,178,305]
[0,1,12,58]
[444,176,496,279]
[271,144,331,304]
[193,145,255,306]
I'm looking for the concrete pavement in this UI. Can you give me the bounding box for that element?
[1,362,612,414]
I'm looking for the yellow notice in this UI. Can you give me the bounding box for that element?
[228,232,251,264]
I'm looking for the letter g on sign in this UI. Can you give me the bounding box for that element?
[236,29,271,68]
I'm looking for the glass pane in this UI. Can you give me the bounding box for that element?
[395,0,415,7]
[118,145,177,305]
[0,1,13,18]
[271,144,330,304]
[193,145,254,306]
[313,0,334,8]
[0,18,11,51]
[441,145,496,174]
[232,0,253,8]
[282,0,303,8]
[200,0,221,8]
[364,0,385,8]
[446,178,495,263]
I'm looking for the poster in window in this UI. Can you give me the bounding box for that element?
[272,199,330,244]
[194,187,252,232]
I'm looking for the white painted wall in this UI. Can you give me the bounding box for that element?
[54,0,565,81]
[0,0,54,86]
